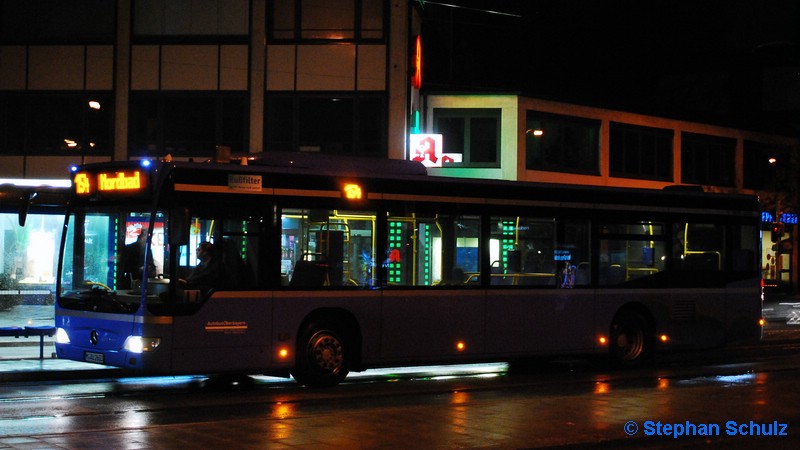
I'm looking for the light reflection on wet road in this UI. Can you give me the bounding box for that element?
[1,356,800,449]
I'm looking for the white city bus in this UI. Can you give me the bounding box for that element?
[54,153,762,386]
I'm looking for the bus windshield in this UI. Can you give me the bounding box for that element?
[58,208,165,314]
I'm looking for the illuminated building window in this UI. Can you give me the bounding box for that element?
[432,108,500,167]
[681,132,735,187]
[525,111,599,175]
[270,0,386,42]
[609,122,673,182]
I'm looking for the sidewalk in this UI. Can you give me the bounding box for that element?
[0,340,121,383]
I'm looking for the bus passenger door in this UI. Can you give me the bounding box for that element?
[484,217,595,355]
[380,215,486,361]
[167,212,273,373]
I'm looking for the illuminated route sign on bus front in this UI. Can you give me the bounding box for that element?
[74,170,147,195]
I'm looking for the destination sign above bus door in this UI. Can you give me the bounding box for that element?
[73,169,150,198]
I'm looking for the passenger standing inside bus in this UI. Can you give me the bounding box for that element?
[121,229,156,288]
[179,241,221,292]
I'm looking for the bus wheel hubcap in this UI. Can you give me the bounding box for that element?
[618,331,642,359]
[309,332,343,372]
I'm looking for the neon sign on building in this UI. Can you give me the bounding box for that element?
[408,134,462,168]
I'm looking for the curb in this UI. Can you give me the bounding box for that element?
[0,367,123,383]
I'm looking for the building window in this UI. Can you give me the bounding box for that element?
[0,0,115,43]
[610,122,673,181]
[128,92,247,158]
[133,0,249,41]
[743,140,790,191]
[681,132,736,187]
[432,108,500,167]
[269,0,386,42]
[525,111,599,175]
[0,93,113,157]
[265,94,387,157]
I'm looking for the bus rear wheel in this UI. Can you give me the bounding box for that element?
[292,321,350,387]
[609,311,651,364]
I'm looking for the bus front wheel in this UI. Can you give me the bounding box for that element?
[292,321,350,387]
[609,311,652,364]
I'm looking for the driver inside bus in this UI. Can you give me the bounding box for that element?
[179,241,221,293]
[120,229,156,288]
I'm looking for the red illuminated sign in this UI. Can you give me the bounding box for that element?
[412,35,422,89]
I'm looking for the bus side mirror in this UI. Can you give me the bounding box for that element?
[16,188,34,227]
[169,207,189,246]
[18,199,29,226]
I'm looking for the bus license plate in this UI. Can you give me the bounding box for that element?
[85,351,105,364]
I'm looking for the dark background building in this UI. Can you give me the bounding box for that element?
[421,0,800,136]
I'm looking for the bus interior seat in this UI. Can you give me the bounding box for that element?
[449,267,465,285]
[490,260,510,285]
[730,249,754,271]
[221,239,256,289]
[683,252,720,270]
[604,264,625,285]
[290,260,328,287]
[575,262,590,285]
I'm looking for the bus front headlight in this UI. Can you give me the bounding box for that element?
[54,328,70,344]
[123,336,161,354]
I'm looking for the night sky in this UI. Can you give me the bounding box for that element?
[420,0,800,134]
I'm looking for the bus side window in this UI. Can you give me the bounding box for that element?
[674,223,723,271]
[490,217,557,287]
[453,216,480,285]
[599,222,665,285]
[559,220,590,288]
[386,214,480,286]
[282,208,377,288]
[221,217,263,290]
[729,224,758,272]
